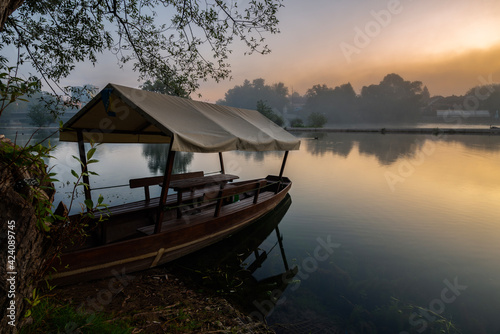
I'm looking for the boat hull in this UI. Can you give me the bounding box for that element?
[50,180,292,285]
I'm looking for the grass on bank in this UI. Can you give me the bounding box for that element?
[20,299,132,334]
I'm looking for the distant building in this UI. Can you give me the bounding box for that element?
[436,110,490,118]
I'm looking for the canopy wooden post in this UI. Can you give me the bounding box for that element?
[77,130,92,204]
[275,151,289,194]
[219,152,225,174]
[155,143,176,233]
[278,151,289,179]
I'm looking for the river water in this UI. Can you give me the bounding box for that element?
[2,127,500,333]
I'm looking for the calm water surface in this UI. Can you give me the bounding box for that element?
[3,128,500,333]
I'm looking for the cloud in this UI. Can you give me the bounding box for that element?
[387,43,500,96]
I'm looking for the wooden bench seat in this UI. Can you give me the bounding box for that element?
[136,190,274,236]
[129,171,204,201]
[100,171,207,217]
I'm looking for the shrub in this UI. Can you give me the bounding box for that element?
[307,112,327,128]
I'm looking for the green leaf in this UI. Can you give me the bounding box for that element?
[87,147,96,160]
[70,169,79,178]
[40,221,50,232]
[84,199,94,209]
[52,215,65,221]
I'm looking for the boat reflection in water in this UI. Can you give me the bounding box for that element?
[173,194,297,320]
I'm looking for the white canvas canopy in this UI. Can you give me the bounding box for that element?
[60,83,300,153]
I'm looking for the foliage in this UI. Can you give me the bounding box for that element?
[27,102,55,127]
[0,132,57,231]
[0,56,41,119]
[359,73,425,123]
[307,111,327,128]
[290,117,304,127]
[256,99,284,126]
[465,83,500,112]
[0,127,108,261]
[19,298,131,334]
[303,74,427,124]
[0,57,96,122]
[218,78,289,111]
[68,84,98,104]
[141,78,189,98]
[305,83,357,124]
[164,308,204,332]
[0,50,112,328]
[1,0,283,100]
[0,121,109,324]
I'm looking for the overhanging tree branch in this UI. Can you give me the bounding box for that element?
[1,0,283,100]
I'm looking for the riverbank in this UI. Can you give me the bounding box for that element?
[286,126,500,135]
[40,265,275,333]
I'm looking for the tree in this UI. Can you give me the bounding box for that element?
[304,83,358,123]
[1,0,283,116]
[69,84,98,104]
[256,99,284,126]
[466,84,500,113]
[141,78,189,98]
[290,118,304,127]
[0,58,41,119]
[0,0,23,30]
[307,112,327,128]
[27,102,55,127]
[218,78,289,112]
[359,73,424,123]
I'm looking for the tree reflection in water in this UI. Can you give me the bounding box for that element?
[142,144,193,174]
[301,132,500,165]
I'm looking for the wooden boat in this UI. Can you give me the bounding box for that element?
[51,84,300,285]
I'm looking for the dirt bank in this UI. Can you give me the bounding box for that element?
[52,265,275,333]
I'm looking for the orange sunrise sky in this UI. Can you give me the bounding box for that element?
[63,0,500,102]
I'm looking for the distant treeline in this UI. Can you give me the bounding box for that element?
[217,74,500,124]
[0,85,96,127]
